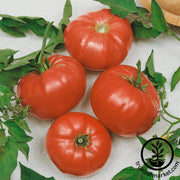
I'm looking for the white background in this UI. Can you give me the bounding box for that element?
[0,0,180,180]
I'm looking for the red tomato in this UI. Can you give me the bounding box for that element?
[17,55,86,120]
[46,112,112,176]
[64,9,133,71]
[90,65,160,137]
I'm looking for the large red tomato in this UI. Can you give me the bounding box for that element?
[17,55,86,120]
[90,65,160,137]
[64,9,133,71]
[46,112,112,176]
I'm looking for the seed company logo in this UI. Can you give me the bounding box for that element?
[141,137,174,171]
[135,137,179,179]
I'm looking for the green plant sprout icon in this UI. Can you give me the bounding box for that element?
[149,140,165,167]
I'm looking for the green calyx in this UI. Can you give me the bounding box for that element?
[74,128,94,154]
[94,15,114,34]
[120,60,148,92]
[95,23,109,33]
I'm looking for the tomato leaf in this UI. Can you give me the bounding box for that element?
[154,72,167,89]
[137,7,149,16]
[174,148,180,158]
[169,176,180,180]
[131,21,161,39]
[0,93,12,110]
[0,86,13,109]
[143,50,166,90]
[46,0,72,52]
[0,129,8,146]
[151,0,168,32]
[0,139,18,180]
[0,86,11,93]
[8,137,30,161]
[0,3,71,53]
[19,17,47,37]
[3,59,32,70]
[0,14,25,25]
[0,14,58,38]
[0,51,37,85]
[112,166,153,180]
[0,49,19,64]
[94,0,139,18]
[0,87,32,173]
[59,0,72,29]
[0,65,33,91]
[4,121,32,143]
[14,117,31,133]
[16,51,40,62]
[144,50,155,78]
[0,21,26,37]
[171,66,180,92]
[20,163,55,180]
[18,142,30,160]
[137,136,152,150]
[169,128,180,144]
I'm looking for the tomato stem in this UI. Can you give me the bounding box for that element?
[158,85,180,137]
[119,60,148,92]
[74,128,94,154]
[77,137,84,144]
[160,87,180,121]
[37,21,53,74]
[136,60,142,85]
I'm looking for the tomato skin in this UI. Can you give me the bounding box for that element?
[17,55,86,120]
[90,65,160,137]
[46,112,112,176]
[64,9,133,71]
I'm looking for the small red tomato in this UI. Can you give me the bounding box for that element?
[64,9,133,71]
[90,65,160,137]
[46,112,112,176]
[17,55,86,120]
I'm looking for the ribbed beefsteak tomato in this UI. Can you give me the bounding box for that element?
[90,65,160,137]
[64,9,133,71]
[46,112,112,176]
[17,55,86,120]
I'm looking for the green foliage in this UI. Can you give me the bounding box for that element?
[0,14,58,38]
[143,50,167,91]
[137,136,152,150]
[94,0,139,18]
[20,163,55,180]
[131,21,161,39]
[151,0,167,32]
[171,66,180,91]
[0,138,18,180]
[169,128,180,145]
[135,51,180,180]
[174,148,180,158]
[169,176,180,180]
[0,0,72,179]
[112,166,153,180]
[94,0,180,40]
